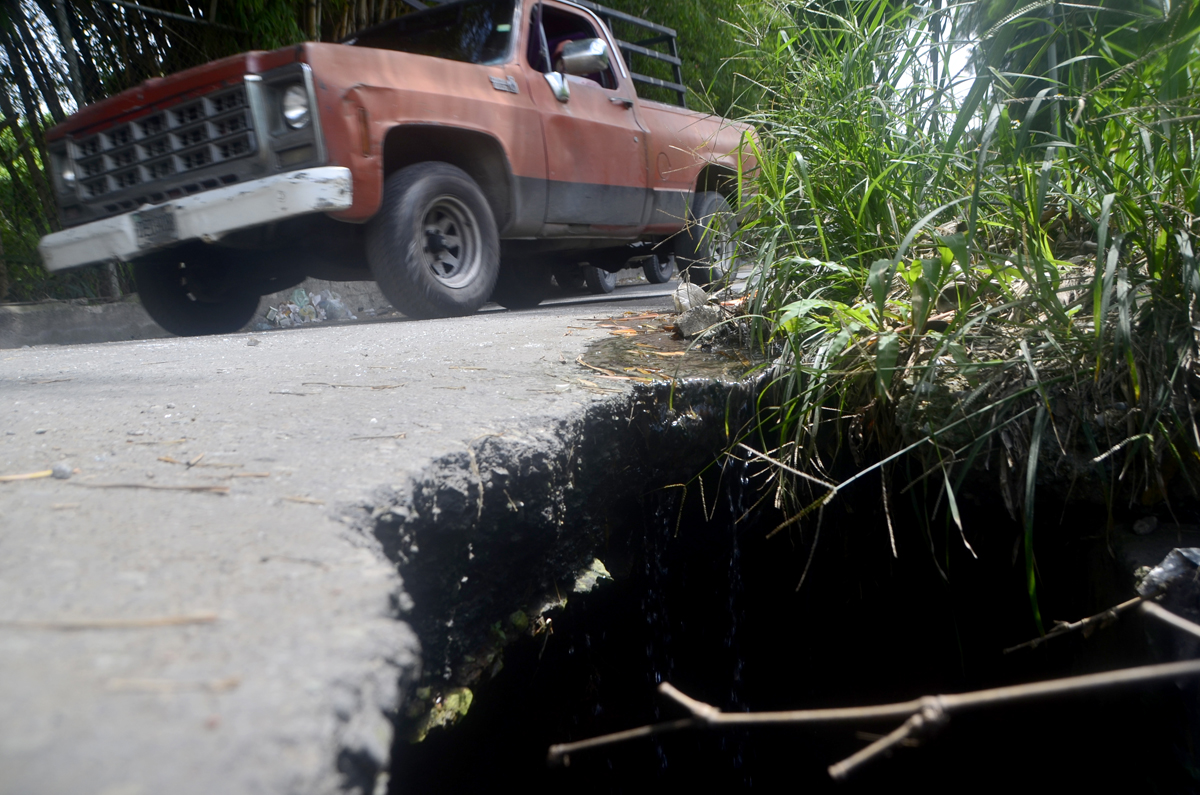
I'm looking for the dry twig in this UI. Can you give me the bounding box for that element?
[75,483,229,494]
[0,612,218,630]
[1004,596,1143,653]
[107,675,240,693]
[547,661,1200,777]
[301,382,404,390]
[1142,600,1200,640]
[0,469,52,482]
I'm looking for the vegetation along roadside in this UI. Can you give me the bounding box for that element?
[722,0,1200,627]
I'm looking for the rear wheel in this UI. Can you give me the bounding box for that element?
[641,254,674,284]
[133,244,260,336]
[583,265,616,294]
[552,263,586,292]
[491,258,552,309]
[676,191,735,288]
[366,162,499,319]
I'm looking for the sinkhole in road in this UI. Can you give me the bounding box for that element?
[375,392,1194,793]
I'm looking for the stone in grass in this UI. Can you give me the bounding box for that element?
[673,282,708,313]
[677,305,724,339]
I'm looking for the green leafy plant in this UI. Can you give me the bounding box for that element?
[733,0,1200,623]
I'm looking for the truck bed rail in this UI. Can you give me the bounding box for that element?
[572,0,686,107]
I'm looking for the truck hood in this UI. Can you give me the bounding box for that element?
[47,47,303,141]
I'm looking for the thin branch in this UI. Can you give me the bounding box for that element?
[547,661,1200,775]
[828,697,947,781]
[1142,600,1200,641]
[1003,596,1142,653]
[0,612,217,630]
[102,0,246,32]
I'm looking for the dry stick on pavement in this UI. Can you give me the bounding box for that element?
[301,381,405,390]
[1004,596,1144,653]
[283,495,324,505]
[546,661,1200,779]
[107,675,240,693]
[0,612,218,630]
[76,483,230,494]
[0,469,53,482]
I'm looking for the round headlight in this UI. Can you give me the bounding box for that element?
[281,84,310,129]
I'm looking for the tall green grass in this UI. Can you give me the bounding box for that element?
[734,0,1200,617]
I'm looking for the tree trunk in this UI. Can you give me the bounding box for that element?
[58,0,105,102]
[52,0,86,107]
[13,13,66,123]
[0,30,58,230]
[0,209,8,302]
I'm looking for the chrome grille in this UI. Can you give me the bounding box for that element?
[71,84,255,207]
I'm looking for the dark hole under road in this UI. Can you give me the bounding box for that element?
[390,459,1196,793]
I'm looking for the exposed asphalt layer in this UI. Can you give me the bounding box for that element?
[0,287,674,795]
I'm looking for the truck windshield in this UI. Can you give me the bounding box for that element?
[344,0,516,65]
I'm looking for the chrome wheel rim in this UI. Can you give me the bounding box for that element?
[420,195,482,289]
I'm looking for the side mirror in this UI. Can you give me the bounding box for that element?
[544,72,570,103]
[556,38,610,77]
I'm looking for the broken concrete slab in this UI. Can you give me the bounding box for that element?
[0,292,684,794]
[676,304,724,338]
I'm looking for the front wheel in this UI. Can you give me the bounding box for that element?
[133,245,260,336]
[676,191,736,288]
[366,162,500,319]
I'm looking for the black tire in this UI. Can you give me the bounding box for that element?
[133,245,260,336]
[552,263,586,292]
[491,258,552,309]
[584,265,616,294]
[676,191,735,288]
[366,162,499,319]
[641,254,674,284]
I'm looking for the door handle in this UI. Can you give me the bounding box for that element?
[609,96,634,109]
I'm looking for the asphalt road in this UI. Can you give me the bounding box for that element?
[0,282,676,795]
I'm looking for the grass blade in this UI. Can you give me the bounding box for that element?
[1025,405,1049,635]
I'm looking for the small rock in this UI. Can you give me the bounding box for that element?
[673,282,708,313]
[166,403,176,409]
[1132,516,1158,535]
[676,305,723,338]
[35,429,46,435]
[247,338,261,347]
[51,462,72,480]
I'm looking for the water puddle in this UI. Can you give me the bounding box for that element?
[576,310,762,384]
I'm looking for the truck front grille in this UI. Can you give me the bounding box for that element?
[71,84,256,214]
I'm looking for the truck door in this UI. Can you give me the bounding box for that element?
[523,2,649,232]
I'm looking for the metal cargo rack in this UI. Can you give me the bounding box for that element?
[571,1,687,107]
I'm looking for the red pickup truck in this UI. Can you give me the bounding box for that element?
[37,0,752,335]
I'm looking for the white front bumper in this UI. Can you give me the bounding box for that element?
[38,166,354,272]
